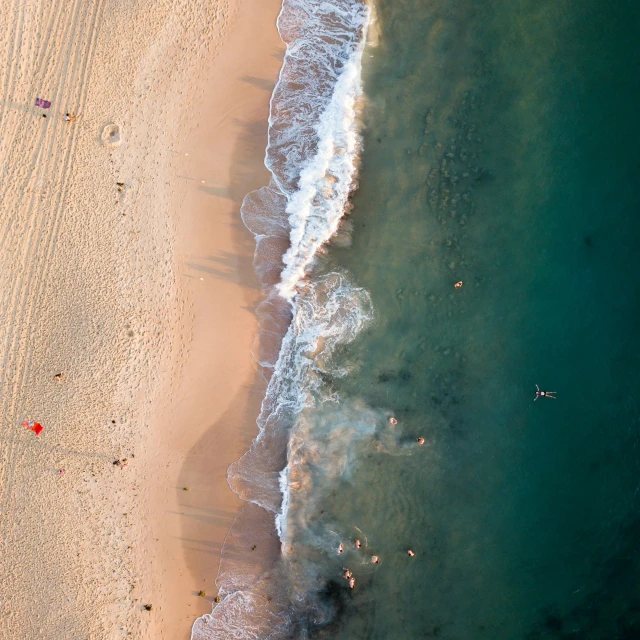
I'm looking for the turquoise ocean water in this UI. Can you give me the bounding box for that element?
[193,1,640,638]
[316,0,640,637]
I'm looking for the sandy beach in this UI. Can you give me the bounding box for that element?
[0,0,283,638]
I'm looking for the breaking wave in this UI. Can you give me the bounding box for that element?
[191,1,373,638]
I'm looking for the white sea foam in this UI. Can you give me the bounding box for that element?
[191,1,371,638]
[276,47,365,299]
[271,272,374,538]
[242,0,369,301]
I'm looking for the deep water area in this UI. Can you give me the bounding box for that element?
[311,0,640,638]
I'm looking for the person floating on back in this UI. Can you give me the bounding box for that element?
[534,384,556,401]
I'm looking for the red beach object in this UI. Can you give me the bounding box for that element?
[21,419,43,435]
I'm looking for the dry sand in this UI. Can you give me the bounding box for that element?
[0,0,284,638]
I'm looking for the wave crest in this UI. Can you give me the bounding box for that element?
[191,1,371,638]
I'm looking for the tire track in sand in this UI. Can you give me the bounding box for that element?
[0,0,74,251]
[0,0,85,409]
[0,0,106,521]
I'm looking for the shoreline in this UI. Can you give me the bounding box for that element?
[190,1,375,635]
[116,0,286,636]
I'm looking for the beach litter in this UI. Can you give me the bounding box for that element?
[21,419,43,435]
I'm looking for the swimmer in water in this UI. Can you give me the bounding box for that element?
[416,437,425,445]
[407,549,415,557]
[343,569,352,579]
[337,542,344,554]
[349,577,356,589]
[355,539,361,549]
[370,555,379,564]
[389,417,398,425]
[534,384,556,401]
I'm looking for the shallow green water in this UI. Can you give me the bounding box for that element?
[313,0,640,637]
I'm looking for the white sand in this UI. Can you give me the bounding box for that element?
[0,0,283,638]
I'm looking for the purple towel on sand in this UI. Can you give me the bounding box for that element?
[35,97,51,108]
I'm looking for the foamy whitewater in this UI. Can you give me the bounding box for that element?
[191,1,373,638]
